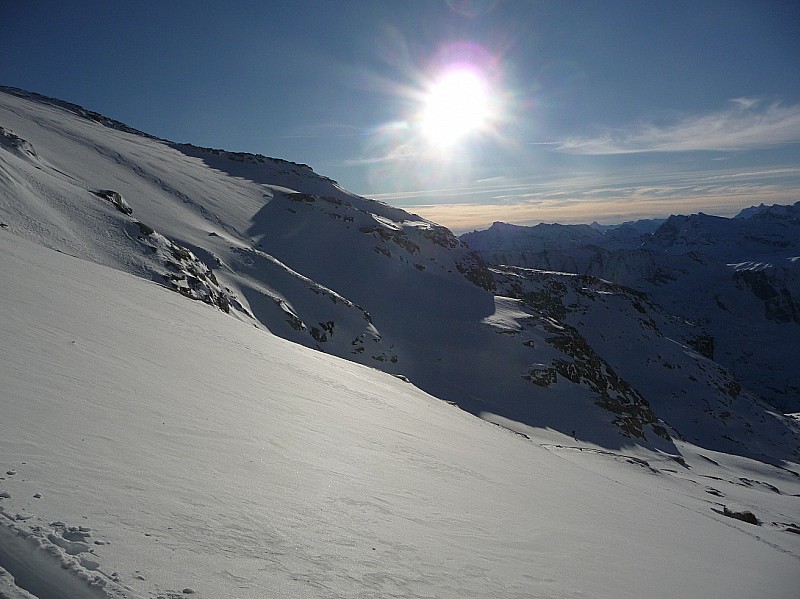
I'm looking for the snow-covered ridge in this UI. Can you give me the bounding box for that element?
[461,204,800,412]
[0,84,339,196]
[0,85,156,139]
[643,210,800,262]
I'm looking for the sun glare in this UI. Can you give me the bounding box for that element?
[421,68,491,147]
[365,41,511,171]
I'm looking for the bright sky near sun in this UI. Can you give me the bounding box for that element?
[2,0,799,232]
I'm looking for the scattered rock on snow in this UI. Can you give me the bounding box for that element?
[0,126,37,157]
[719,505,760,525]
[522,365,558,387]
[91,189,133,215]
[136,226,234,313]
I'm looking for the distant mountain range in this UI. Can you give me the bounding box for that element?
[462,204,800,413]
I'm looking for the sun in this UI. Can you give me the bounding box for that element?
[421,68,491,147]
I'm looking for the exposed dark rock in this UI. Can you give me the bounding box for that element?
[137,228,234,314]
[521,280,568,321]
[360,225,420,255]
[310,327,328,342]
[372,352,398,363]
[170,245,192,262]
[522,366,558,387]
[488,266,669,440]
[722,506,759,525]
[548,322,665,440]
[420,225,462,249]
[136,221,155,236]
[91,189,132,215]
[734,269,800,324]
[0,126,37,157]
[287,192,316,203]
[455,252,496,292]
[687,335,715,360]
[284,314,305,331]
[393,235,420,255]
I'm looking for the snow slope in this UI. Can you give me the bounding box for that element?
[5,85,797,453]
[2,230,800,598]
[462,209,800,412]
[489,266,799,464]
[1,86,800,597]
[0,86,666,447]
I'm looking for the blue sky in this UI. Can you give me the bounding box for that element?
[2,1,799,232]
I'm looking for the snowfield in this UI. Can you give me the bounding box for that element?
[462,209,800,413]
[1,86,799,597]
[2,231,799,598]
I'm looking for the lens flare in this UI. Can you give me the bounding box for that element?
[359,38,518,194]
[421,68,490,147]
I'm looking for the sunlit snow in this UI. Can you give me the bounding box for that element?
[1,86,798,598]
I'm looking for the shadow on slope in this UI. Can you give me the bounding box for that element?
[238,194,682,457]
[161,143,792,464]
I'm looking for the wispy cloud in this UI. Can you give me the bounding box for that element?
[413,187,800,234]
[370,165,800,233]
[559,99,800,154]
[342,145,417,166]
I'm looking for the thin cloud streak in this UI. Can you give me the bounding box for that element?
[342,145,416,166]
[559,99,800,155]
[414,187,800,234]
[370,166,800,205]
[366,165,800,233]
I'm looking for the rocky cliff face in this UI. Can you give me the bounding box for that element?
[461,209,800,413]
